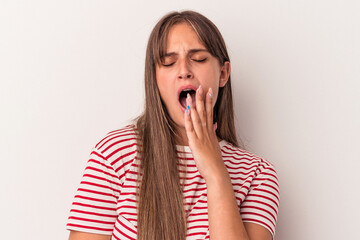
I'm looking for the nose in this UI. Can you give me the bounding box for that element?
[178,58,193,80]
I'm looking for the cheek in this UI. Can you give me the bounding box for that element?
[156,71,174,104]
[203,61,221,81]
[202,64,221,107]
[156,68,174,87]
[199,67,221,94]
[155,71,167,94]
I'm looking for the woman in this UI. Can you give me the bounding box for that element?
[67,10,279,240]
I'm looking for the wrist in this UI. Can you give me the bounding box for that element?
[204,164,230,186]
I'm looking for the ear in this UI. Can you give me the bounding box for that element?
[219,61,231,87]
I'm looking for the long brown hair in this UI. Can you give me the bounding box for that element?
[134,10,241,240]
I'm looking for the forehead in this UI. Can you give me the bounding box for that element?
[166,22,206,52]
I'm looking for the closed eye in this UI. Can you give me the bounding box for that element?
[193,58,207,62]
[161,57,208,67]
[162,62,175,67]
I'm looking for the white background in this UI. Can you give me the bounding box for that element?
[1,0,359,239]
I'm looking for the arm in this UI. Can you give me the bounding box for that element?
[206,168,272,240]
[184,87,275,240]
[68,231,111,240]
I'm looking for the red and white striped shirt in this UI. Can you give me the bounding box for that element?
[66,124,280,239]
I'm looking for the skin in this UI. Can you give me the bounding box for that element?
[184,83,272,240]
[68,232,110,240]
[69,22,272,240]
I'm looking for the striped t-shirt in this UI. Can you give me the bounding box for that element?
[66,124,280,239]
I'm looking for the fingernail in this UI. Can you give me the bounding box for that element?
[186,105,190,115]
[215,122,217,130]
[186,93,192,105]
[197,85,203,95]
[208,88,213,97]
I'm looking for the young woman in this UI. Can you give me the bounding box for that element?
[67,10,280,240]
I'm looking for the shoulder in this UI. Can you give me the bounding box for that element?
[92,124,139,165]
[220,141,277,176]
[220,142,280,236]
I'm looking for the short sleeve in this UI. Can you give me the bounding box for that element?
[241,160,280,238]
[66,149,121,235]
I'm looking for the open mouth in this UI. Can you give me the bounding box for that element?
[179,89,196,109]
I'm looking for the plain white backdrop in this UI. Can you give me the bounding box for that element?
[1,0,359,239]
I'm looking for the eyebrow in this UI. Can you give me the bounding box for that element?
[164,49,209,57]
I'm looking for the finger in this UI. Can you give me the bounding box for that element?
[205,88,214,133]
[195,85,207,127]
[187,93,203,138]
[184,103,198,141]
